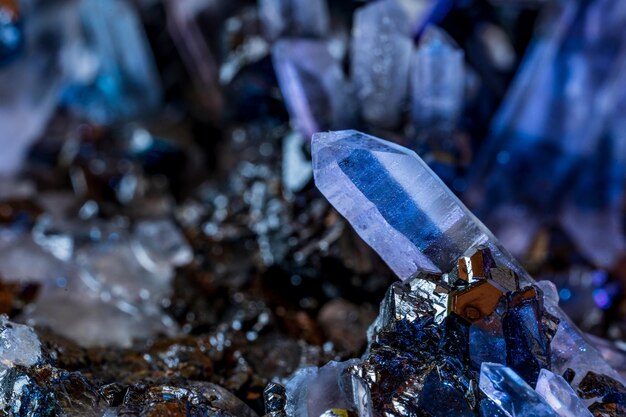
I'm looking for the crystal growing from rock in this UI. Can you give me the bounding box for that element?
[535,369,594,417]
[312,129,517,280]
[351,0,412,129]
[479,363,558,417]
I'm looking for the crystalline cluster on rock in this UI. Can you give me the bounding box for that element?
[273,40,354,140]
[411,25,464,146]
[479,363,558,416]
[258,0,329,41]
[468,0,626,267]
[275,129,626,416]
[62,0,162,124]
[351,0,412,129]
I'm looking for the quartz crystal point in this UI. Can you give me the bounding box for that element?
[468,0,626,266]
[479,363,558,417]
[535,369,594,417]
[273,40,354,140]
[62,0,162,124]
[312,130,518,280]
[351,0,412,129]
[411,26,464,146]
[258,0,329,40]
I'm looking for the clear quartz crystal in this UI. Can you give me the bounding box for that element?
[479,363,558,417]
[312,130,517,280]
[535,369,593,417]
[131,219,193,275]
[0,316,41,368]
[273,40,354,139]
[284,360,362,417]
[351,0,412,129]
[411,25,464,144]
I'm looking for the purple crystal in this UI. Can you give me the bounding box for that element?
[273,40,354,140]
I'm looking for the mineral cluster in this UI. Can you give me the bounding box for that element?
[270,130,626,417]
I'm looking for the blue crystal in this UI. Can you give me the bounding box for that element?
[61,0,162,124]
[469,0,626,266]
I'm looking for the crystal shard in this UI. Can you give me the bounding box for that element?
[351,0,412,129]
[411,25,464,147]
[312,130,516,280]
[535,369,593,417]
[274,41,354,140]
[479,362,558,417]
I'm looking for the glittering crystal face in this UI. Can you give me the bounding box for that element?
[312,130,508,280]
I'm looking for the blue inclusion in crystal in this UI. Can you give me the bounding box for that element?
[337,148,463,260]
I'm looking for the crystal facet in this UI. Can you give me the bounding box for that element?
[535,369,594,417]
[479,362,558,417]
